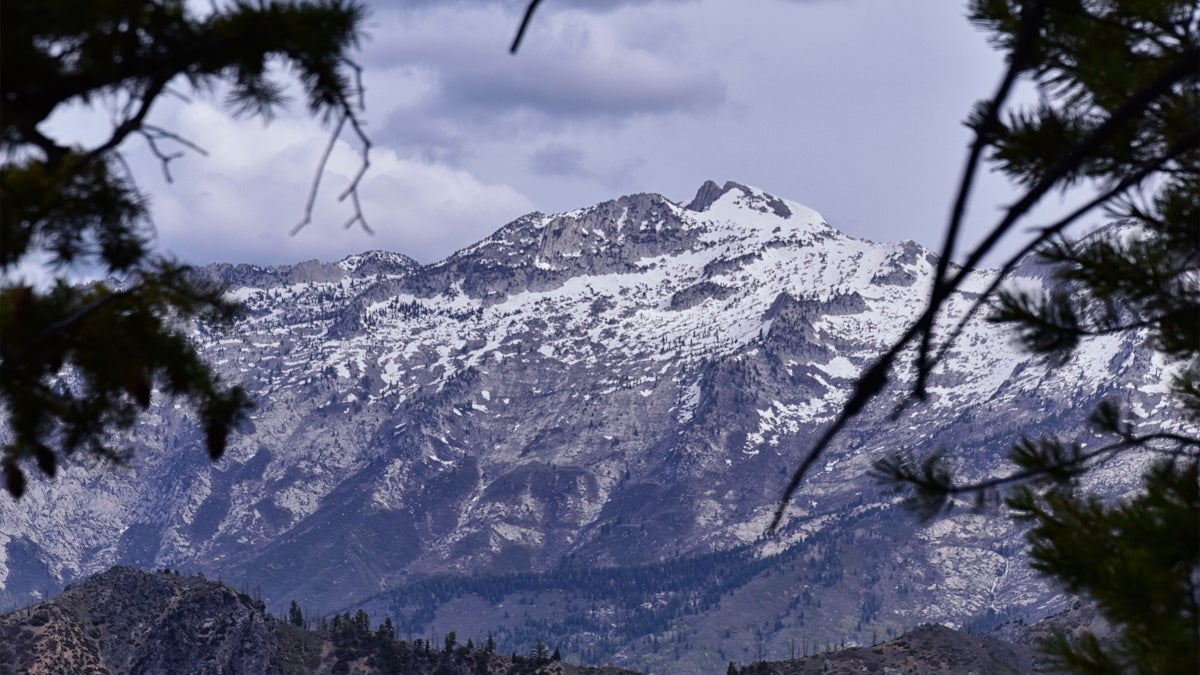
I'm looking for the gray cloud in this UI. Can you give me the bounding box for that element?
[355,0,728,194]
[529,142,589,177]
[447,58,720,118]
[81,0,1034,270]
[364,3,726,126]
[380,0,695,13]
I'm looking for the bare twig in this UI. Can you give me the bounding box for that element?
[337,74,373,234]
[135,125,209,184]
[139,135,184,183]
[337,113,372,204]
[142,124,209,157]
[511,0,544,54]
[292,113,346,235]
[342,189,373,234]
[292,57,372,236]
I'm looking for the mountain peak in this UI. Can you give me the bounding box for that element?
[685,179,727,212]
[686,179,792,219]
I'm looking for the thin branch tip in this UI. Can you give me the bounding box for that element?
[511,0,544,53]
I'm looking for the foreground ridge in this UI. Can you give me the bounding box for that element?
[3,566,1095,675]
[0,566,639,675]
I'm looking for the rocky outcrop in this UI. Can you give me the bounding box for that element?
[0,567,281,674]
[687,180,792,218]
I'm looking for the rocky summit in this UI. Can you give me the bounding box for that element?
[0,180,1177,672]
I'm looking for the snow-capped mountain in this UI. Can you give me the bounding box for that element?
[0,181,1174,671]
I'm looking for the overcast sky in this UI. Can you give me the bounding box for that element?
[46,0,1073,268]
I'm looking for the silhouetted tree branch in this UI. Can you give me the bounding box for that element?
[1,0,371,497]
[511,0,545,54]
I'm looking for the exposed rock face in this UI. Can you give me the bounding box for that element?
[0,567,281,674]
[687,180,791,218]
[0,181,1180,673]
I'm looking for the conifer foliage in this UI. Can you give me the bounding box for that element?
[858,1,1198,671]
[0,0,368,497]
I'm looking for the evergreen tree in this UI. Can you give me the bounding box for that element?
[352,609,369,633]
[375,616,396,640]
[770,0,1198,522]
[850,1,1199,671]
[1011,461,1198,672]
[0,0,368,497]
[288,599,304,628]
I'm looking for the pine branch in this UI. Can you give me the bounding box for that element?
[87,78,169,159]
[917,0,1053,399]
[925,127,1197,385]
[770,38,1198,533]
[942,44,1197,282]
[876,430,1200,522]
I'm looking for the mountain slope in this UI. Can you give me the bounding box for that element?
[0,180,1178,671]
[0,566,635,675]
[732,623,1038,675]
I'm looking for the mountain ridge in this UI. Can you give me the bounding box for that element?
[0,180,1174,672]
